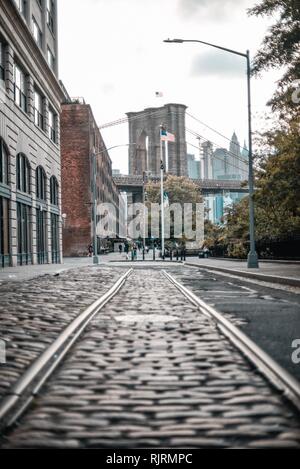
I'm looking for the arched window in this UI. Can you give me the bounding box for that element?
[17,153,30,194]
[36,166,47,201]
[50,176,59,206]
[0,139,9,185]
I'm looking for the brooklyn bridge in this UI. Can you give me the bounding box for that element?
[113,174,249,204]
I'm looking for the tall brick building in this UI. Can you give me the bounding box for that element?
[61,100,122,257]
[0,0,64,268]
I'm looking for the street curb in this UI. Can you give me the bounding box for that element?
[185,262,300,288]
[108,260,184,264]
[211,258,300,265]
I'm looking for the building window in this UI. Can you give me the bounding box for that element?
[48,108,57,142]
[0,41,5,83]
[0,139,10,268]
[50,176,59,206]
[17,202,32,266]
[14,63,27,112]
[51,213,59,263]
[17,153,31,194]
[0,196,10,268]
[47,0,55,33]
[36,166,47,201]
[47,48,55,71]
[36,207,47,264]
[32,17,43,48]
[13,0,26,16]
[0,139,9,185]
[34,90,44,130]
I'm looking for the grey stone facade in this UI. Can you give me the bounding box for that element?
[0,0,64,267]
[127,103,188,177]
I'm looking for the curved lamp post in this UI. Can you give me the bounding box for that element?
[164,38,258,268]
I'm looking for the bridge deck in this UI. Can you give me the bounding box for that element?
[113,175,249,192]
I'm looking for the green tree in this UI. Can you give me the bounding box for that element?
[220,1,300,258]
[146,175,202,205]
[248,0,300,121]
[203,220,226,256]
[145,175,202,246]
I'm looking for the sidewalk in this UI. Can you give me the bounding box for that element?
[0,251,161,283]
[0,257,93,283]
[185,257,300,288]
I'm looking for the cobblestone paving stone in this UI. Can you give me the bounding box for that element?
[0,266,126,399]
[1,267,300,448]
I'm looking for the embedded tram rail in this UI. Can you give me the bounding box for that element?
[0,265,300,448]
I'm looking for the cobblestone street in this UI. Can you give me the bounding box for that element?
[0,266,124,399]
[1,266,300,449]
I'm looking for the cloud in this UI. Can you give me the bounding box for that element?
[178,0,250,20]
[191,50,246,78]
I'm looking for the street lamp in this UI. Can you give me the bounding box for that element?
[164,38,259,269]
[91,143,137,265]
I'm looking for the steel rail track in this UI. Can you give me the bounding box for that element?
[0,268,133,431]
[163,270,300,413]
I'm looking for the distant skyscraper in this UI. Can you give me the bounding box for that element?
[187,154,200,179]
[200,141,213,179]
[241,140,249,160]
[211,132,249,181]
[214,196,224,225]
[212,148,228,179]
[229,132,241,159]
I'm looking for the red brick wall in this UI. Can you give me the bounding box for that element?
[61,104,92,257]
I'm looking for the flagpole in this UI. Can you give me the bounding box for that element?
[160,126,165,260]
[165,141,168,173]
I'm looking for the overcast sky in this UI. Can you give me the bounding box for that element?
[58,0,280,174]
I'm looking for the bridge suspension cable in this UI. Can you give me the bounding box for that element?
[186,112,249,154]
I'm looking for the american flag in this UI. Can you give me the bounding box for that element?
[161,130,176,143]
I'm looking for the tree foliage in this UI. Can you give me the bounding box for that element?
[248,0,300,120]
[145,175,203,245]
[146,175,202,205]
[209,1,300,258]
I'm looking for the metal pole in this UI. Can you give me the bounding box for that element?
[165,140,168,173]
[246,50,259,268]
[160,133,165,260]
[142,171,146,252]
[92,154,99,264]
[163,39,259,269]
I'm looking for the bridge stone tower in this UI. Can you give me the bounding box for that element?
[127,103,188,177]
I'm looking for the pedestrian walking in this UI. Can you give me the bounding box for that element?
[124,243,129,260]
[87,244,93,257]
[133,244,137,260]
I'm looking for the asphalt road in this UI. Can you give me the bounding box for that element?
[170,265,300,382]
